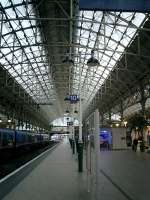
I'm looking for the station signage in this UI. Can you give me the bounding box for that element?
[79,0,150,12]
[64,94,79,103]
[70,95,79,103]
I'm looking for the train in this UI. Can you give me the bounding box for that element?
[0,128,50,159]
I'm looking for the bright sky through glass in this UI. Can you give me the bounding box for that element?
[0,0,55,104]
[73,11,146,110]
[0,1,147,115]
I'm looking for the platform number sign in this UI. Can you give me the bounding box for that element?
[70,95,78,103]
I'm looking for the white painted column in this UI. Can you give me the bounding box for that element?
[79,52,82,142]
[94,109,100,200]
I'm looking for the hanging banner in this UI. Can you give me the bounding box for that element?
[79,0,150,12]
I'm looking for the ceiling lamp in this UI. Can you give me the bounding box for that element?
[74,110,78,114]
[87,50,100,67]
[64,93,70,101]
[62,50,74,66]
[65,109,70,113]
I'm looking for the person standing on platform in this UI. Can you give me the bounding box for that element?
[133,138,138,152]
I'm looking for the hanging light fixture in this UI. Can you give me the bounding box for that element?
[65,109,70,114]
[62,50,74,66]
[74,110,78,114]
[64,93,70,101]
[87,50,100,67]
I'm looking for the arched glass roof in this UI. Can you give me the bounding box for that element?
[0,0,55,104]
[0,0,148,121]
[73,11,146,110]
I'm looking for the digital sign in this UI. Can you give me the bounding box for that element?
[69,95,79,104]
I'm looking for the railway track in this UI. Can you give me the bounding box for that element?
[0,141,58,180]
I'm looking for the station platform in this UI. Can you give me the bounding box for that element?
[0,139,89,200]
[0,138,150,200]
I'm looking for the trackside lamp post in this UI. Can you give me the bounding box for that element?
[78,52,83,172]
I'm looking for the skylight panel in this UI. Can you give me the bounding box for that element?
[81,30,89,38]
[92,23,100,32]
[82,22,92,29]
[73,11,146,108]
[113,52,121,60]
[0,1,55,104]
[94,12,103,21]
[6,8,16,18]
[111,31,123,42]
[96,67,104,74]
[132,13,145,26]
[80,38,88,46]
[120,37,130,46]
[108,40,118,49]
[15,5,26,17]
[88,40,95,48]
[120,12,133,21]
[90,32,97,40]
[105,26,113,37]
[2,48,11,55]
[103,54,110,61]
[117,45,125,52]
[84,11,94,19]
[1,0,10,6]
[126,27,136,38]
[105,50,114,57]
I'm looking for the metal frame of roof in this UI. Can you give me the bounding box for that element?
[0,0,149,126]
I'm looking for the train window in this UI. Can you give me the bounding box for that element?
[2,133,8,146]
[16,133,26,144]
[7,132,14,146]
[2,131,14,146]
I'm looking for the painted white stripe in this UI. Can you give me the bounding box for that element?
[0,144,58,184]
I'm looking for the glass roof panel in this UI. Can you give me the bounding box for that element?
[0,1,147,116]
[0,0,55,104]
[73,11,146,110]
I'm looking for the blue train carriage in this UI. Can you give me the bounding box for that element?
[15,130,28,148]
[40,133,50,146]
[0,128,51,160]
[15,130,36,150]
[0,128,15,148]
[0,128,15,159]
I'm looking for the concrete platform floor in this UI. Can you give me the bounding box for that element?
[0,138,150,200]
[99,149,150,200]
